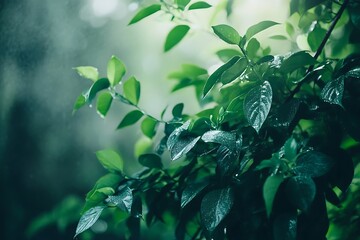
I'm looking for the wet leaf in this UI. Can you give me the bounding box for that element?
[280,51,316,74]
[88,78,110,103]
[181,181,208,208]
[107,56,126,86]
[295,151,334,177]
[74,66,99,81]
[286,176,316,211]
[201,130,237,151]
[164,25,190,52]
[128,4,161,25]
[320,77,344,106]
[170,135,201,161]
[74,206,105,238]
[200,188,234,232]
[212,24,241,45]
[105,186,133,213]
[244,81,272,132]
[96,149,124,173]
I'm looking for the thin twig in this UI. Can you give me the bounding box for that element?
[286,0,350,101]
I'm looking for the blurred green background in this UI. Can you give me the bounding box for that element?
[0,0,297,239]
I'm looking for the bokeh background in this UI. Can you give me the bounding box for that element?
[0,0,290,239]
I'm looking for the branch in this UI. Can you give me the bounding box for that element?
[286,0,350,101]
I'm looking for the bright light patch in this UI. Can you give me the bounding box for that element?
[92,0,118,17]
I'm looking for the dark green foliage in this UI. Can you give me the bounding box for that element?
[73,0,360,239]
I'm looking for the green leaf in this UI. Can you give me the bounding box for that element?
[107,56,126,86]
[74,206,105,238]
[216,139,241,176]
[172,103,184,118]
[295,150,334,177]
[96,149,124,173]
[307,23,326,52]
[220,57,247,84]
[273,212,297,240]
[246,21,279,40]
[117,110,144,129]
[105,186,133,213]
[181,181,208,208]
[283,137,298,161]
[167,121,191,150]
[73,94,87,112]
[263,174,284,217]
[96,92,113,118]
[320,77,344,106]
[269,35,288,40]
[182,64,207,77]
[347,67,360,78]
[349,1,360,29]
[164,25,190,52]
[176,0,191,9]
[269,99,300,128]
[201,130,237,150]
[88,78,110,103]
[280,51,316,73]
[246,38,260,59]
[244,81,273,133]
[141,117,158,138]
[256,55,274,65]
[212,24,241,45]
[124,76,141,105]
[286,176,316,211]
[138,153,163,169]
[216,49,242,62]
[188,1,212,10]
[290,0,326,15]
[170,135,201,161]
[74,66,99,81]
[203,56,240,97]
[128,4,161,25]
[200,188,234,232]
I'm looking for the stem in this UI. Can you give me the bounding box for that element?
[239,46,262,81]
[286,0,349,101]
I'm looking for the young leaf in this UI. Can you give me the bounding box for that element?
[141,117,158,139]
[188,1,212,10]
[176,0,191,9]
[74,206,105,238]
[164,25,190,52]
[128,4,161,25]
[74,66,99,81]
[280,51,316,73]
[105,186,133,213]
[88,78,110,103]
[73,94,87,112]
[139,153,163,169]
[96,149,124,173]
[201,130,237,151]
[107,56,126,86]
[283,137,298,161]
[295,151,334,177]
[203,56,240,97]
[172,103,184,118]
[212,24,241,45]
[269,35,288,40]
[124,76,141,105]
[96,92,113,118]
[216,144,240,177]
[320,77,344,106]
[286,176,316,211]
[246,38,260,59]
[263,174,284,217]
[245,21,279,40]
[220,57,247,84]
[181,181,208,208]
[307,23,326,52]
[200,188,234,232]
[244,81,273,133]
[117,110,144,129]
